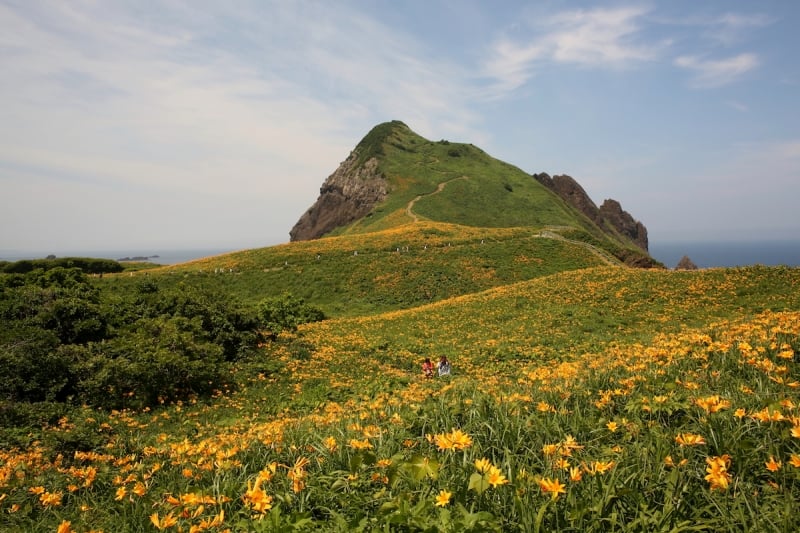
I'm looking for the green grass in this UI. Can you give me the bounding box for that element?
[329,123,609,243]
[3,265,800,531]
[97,223,608,317]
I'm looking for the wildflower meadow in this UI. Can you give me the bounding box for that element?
[2,252,799,530]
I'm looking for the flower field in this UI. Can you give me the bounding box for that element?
[2,265,800,531]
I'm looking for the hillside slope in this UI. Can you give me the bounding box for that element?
[107,222,613,317]
[290,121,654,267]
[14,265,799,531]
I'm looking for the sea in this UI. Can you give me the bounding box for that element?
[2,241,799,268]
[0,249,236,265]
[649,240,800,269]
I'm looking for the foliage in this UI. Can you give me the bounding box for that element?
[1,257,124,274]
[0,264,799,531]
[352,120,413,167]
[258,293,325,339]
[96,223,611,317]
[0,268,266,412]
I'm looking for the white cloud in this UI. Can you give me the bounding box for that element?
[674,53,758,88]
[483,6,659,97]
[545,6,658,65]
[708,12,773,46]
[0,2,486,250]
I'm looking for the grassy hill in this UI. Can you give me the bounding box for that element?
[3,265,800,531]
[300,121,653,267]
[336,121,585,233]
[2,121,799,530]
[99,222,616,317]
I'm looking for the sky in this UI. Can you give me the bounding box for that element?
[1,1,799,256]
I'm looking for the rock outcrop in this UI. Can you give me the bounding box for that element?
[675,255,698,270]
[598,199,649,251]
[290,154,387,242]
[533,173,648,251]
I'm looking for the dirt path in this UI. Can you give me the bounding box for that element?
[537,228,622,267]
[406,176,468,222]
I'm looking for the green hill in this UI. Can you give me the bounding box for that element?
[6,122,800,531]
[291,121,655,268]
[100,222,615,317]
[98,121,657,316]
[338,121,584,233]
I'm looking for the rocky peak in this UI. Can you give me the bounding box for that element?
[534,173,603,227]
[598,199,648,251]
[289,153,387,242]
[534,172,649,251]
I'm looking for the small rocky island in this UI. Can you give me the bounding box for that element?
[117,255,160,262]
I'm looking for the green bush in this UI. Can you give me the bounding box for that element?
[0,270,266,414]
[258,293,326,339]
[76,316,227,409]
[1,257,123,274]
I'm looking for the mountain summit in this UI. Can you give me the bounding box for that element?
[291,121,654,266]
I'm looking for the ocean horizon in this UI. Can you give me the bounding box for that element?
[0,248,238,266]
[2,240,799,268]
[649,240,800,269]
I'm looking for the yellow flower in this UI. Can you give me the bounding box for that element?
[694,395,731,413]
[791,425,800,438]
[435,490,452,507]
[40,491,63,507]
[536,401,553,412]
[675,433,706,446]
[132,482,147,497]
[586,461,615,475]
[434,429,473,451]
[538,477,566,499]
[554,458,571,470]
[56,520,73,533]
[287,457,310,493]
[150,511,178,530]
[348,438,373,450]
[704,455,732,491]
[542,444,559,456]
[606,421,618,432]
[486,466,509,488]
[323,436,337,452]
[569,466,583,482]
[765,456,782,472]
[789,454,800,468]
[114,486,127,501]
[243,478,273,514]
[474,458,492,473]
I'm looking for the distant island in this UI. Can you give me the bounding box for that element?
[117,255,160,262]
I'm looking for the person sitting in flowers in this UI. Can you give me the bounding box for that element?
[437,355,451,376]
[422,358,435,378]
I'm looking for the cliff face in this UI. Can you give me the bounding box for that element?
[533,173,648,251]
[599,199,649,251]
[289,154,387,242]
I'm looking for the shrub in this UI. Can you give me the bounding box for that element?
[258,293,326,339]
[76,316,227,409]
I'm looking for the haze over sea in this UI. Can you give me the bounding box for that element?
[3,240,800,269]
[650,240,800,269]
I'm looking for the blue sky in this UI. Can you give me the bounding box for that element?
[1,1,798,255]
